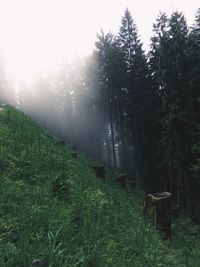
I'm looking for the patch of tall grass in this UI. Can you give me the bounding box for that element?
[0,106,199,266]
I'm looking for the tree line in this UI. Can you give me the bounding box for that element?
[1,8,200,218]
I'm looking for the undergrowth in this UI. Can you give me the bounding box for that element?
[0,106,200,266]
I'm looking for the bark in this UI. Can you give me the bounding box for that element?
[109,107,117,168]
[131,116,141,188]
[116,95,127,170]
[105,128,112,166]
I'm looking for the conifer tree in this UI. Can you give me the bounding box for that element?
[190,9,200,183]
[95,31,125,167]
[150,12,191,206]
[119,9,156,188]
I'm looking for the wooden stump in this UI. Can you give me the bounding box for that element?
[129,180,136,189]
[115,173,127,187]
[190,215,200,224]
[143,192,172,240]
[71,152,77,158]
[92,165,105,181]
[171,204,179,220]
[58,139,65,145]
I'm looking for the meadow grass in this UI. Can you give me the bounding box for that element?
[0,106,200,266]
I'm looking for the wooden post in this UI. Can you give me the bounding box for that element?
[115,173,127,187]
[143,192,172,240]
[92,165,105,181]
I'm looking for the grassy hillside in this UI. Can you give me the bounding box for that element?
[0,106,200,267]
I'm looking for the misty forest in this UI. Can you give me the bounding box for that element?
[1,7,200,267]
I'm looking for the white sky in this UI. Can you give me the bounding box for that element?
[0,0,198,80]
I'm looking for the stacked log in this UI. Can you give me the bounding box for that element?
[143,192,172,240]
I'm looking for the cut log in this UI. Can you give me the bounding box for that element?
[71,152,77,158]
[129,180,136,189]
[143,192,172,240]
[58,139,65,145]
[190,215,200,224]
[115,173,127,187]
[171,204,179,219]
[92,165,105,181]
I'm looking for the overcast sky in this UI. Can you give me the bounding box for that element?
[0,0,198,79]
[100,0,199,50]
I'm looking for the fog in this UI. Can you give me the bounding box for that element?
[1,3,198,183]
[0,53,135,176]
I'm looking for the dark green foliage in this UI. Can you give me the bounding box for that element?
[146,9,200,220]
[52,177,72,200]
[149,12,194,207]
[2,7,200,266]
[95,30,126,168]
[118,9,159,189]
[1,106,200,266]
[189,9,200,182]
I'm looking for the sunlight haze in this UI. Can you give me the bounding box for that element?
[0,0,198,81]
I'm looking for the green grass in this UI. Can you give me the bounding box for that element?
[0,106,200,266]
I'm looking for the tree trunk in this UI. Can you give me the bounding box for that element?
[109,108,117,168]
[116,95,127,171]
[132,116,141,188]
[105,127,112,166]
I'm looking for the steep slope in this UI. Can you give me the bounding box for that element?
[0,106,199,267]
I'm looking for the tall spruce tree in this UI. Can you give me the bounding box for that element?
[95,31,125,168]
[149,12,191,206]
[190,10,200,214]
[119,9,155,188]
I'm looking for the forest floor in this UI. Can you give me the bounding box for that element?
[0,106,200,266]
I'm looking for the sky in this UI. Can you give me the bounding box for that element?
[0,0,199,80]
